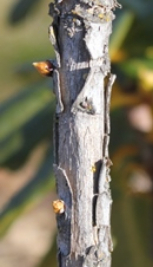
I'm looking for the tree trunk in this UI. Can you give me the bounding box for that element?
[49,1,119,266]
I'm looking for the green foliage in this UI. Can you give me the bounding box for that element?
[0,83,55,168]
[119,0,153,17]
[8,0,42,24]
[109,2,153,266]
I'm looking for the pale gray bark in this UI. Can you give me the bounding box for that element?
[49,1,120,266]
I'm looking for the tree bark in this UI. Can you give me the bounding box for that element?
[49,1,119,266]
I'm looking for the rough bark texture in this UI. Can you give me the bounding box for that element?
[48,1,120,266]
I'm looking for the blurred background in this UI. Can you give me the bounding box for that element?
[0,0,153,266]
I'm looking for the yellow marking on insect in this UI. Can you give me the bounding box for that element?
[52,199,65,214]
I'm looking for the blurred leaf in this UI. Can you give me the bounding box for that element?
[0,132,24,165]
[110,109,137,153]
[8,0,42,24]
[119,0,153,18]
[112,145,138,168]
[15,62,36,76]
[111,86,140,110]
[110,10,134,60]
[123,17,153,56]
[38,235,57,267]
[1,104,54,169]
[112,195,152,267]
[0,82,55,168]
[0,82,52,142]
[0,146,55,237]
[111,144,139,196]
[120,58,153,79]
[138,69,153,91]
[0,83,51,142]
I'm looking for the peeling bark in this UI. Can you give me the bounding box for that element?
[48,1,120,266]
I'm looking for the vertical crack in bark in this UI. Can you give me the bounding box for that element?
[93,160,102,195]
[53,165,73,256]
[54,115,59,164]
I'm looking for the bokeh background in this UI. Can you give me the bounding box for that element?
[0,0,153,266]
